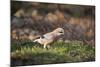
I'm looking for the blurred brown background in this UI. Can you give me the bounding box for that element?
[11,1,95,45]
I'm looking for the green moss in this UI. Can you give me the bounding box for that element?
[11,41,95,66]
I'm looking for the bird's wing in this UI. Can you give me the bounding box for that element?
[43,33,54,40]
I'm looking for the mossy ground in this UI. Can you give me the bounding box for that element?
[11,41,95,66]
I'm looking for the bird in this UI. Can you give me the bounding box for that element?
[33,27,64,48]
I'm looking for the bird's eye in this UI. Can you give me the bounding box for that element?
[59,31,63,33]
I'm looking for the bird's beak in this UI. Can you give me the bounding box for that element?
[62,31,64,35]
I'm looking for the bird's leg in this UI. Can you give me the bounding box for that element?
[43,44,47,48]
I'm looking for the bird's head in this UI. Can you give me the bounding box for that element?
[53,27,64,36]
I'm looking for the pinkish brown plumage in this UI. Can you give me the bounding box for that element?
[33,27,64,48]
